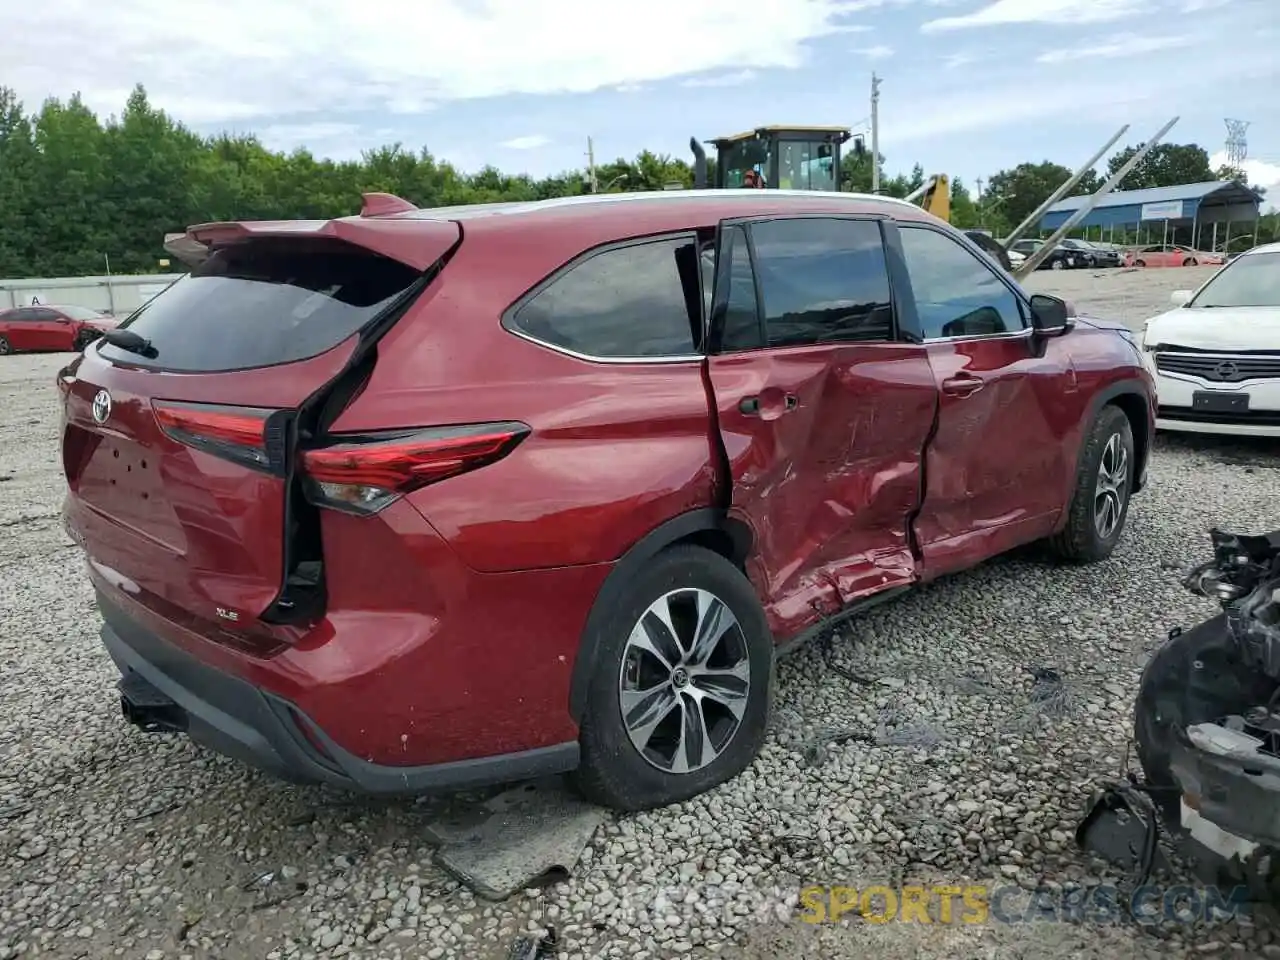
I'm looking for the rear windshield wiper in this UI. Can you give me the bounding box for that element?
[99,329,158,358]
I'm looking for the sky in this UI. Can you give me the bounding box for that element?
[4,0,1279,203]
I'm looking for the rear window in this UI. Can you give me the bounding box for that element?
[100,238,421,372]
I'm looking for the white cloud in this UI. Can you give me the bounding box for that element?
[941,51,980,68]
[1037,33,1192,63]
[1210,151,1280,212]
[922,0,1145,32]
[3,0,868,123]
[681,70,759,88]
[854,45,895,60]
[500,135,551,150]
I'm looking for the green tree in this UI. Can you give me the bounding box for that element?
[0,86,40,277]
[1106,142,1215,190]
[984,161,1103,234]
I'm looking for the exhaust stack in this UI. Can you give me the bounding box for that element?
[690,138,708,189]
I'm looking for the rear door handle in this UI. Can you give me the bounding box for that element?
[941,374,985,397]
[739,393,799,417]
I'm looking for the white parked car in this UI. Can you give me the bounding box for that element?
[1140,242,1280,437]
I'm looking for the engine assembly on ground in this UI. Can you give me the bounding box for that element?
[1081,528,1280,903]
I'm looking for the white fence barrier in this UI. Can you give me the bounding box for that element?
[0,273,185,316]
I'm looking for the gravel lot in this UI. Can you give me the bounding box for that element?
[3,264,1278,960]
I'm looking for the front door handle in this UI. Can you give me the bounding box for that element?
[941,374,985,398]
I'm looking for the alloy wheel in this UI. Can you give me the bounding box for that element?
[1094,433,1130,540]
[618,587,751,775]
[0,338,10,355]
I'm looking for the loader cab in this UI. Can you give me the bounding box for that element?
[691,126,857,191]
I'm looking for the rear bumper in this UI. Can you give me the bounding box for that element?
[100,593,579,795]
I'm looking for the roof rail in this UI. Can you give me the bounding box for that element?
[360,192,418,217]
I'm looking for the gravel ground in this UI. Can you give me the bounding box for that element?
[3,264,1278,960]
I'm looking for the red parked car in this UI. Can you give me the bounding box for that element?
[58,190,1155,811]
[0,304,119,355]
[1124,244,1225,268]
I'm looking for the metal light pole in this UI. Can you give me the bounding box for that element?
[869,73,881,194]
[1012,116,1179,279]
[1000,123,1131,248]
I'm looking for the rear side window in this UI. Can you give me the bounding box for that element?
[749,217,894,348]
[508,235,701,359]
[99,238,421,372]
[718,226,764,351]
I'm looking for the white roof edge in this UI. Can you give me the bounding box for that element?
[402,188,923,220]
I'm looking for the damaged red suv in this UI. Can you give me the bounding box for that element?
[59,190,1155,811]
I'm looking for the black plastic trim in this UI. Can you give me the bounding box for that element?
[99,591,578,796]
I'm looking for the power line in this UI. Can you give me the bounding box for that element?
[1224,118,1250,166]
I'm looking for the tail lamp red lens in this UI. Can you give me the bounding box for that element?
[300,421,530,515]
[152,400,273,470]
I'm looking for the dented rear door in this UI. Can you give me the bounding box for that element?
[704,215,937,638]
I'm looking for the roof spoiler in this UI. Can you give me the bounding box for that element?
[163,232,211,268]
[360,192,418,217]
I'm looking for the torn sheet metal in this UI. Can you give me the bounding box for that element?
[1116,527,1280,898]
[426,777,607,901]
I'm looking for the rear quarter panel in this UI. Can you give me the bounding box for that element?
[329,228,719,573]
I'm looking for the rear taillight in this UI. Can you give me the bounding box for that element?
[300,421,530,515]
[153,400,278,471]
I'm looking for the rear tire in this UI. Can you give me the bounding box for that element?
[1048,404,1135,563]
[0,336,10,356]
[1135,259,1146,268]
[571,544,775,812]
[1182,257,1197,267]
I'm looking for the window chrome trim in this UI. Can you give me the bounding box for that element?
[923,328,1036,345]
[503,324,704,365]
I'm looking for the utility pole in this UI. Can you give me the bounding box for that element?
[586,137,599,193]
[870,73,881,194]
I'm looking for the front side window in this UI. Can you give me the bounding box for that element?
[747,217,894,347]
[510,234,701,359]
[899,226,1026,339]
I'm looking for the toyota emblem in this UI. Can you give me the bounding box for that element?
[91,389,112,424]
[1214,361,1239,382]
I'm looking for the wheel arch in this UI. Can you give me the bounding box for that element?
[1078,379,1152,496]
[567,508,754,723]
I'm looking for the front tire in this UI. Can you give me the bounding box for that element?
[1050,258,1065,270]
[1048,404,1135,563]
[572,544,775,812]
[0,335,10,356]
[1182,257,1197,267]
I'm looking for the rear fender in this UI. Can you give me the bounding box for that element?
[567,508,753,722]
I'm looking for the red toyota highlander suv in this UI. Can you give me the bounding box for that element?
[58,190,1155,811]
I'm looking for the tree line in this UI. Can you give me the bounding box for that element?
[0,83,1273,279]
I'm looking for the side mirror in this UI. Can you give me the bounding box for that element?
[1170,289,1192,307]
[1029,294,1073,337]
